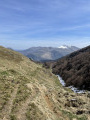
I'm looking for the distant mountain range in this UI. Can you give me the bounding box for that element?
[18,45,79,62]
[44,45,90,90]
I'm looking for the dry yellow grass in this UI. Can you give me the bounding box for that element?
[0,46,89,120]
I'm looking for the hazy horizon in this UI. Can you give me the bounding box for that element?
[0,39,89,50]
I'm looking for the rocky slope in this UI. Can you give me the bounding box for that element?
[0,46,90,120]
[18,46,79,62]
[44,46,90,91]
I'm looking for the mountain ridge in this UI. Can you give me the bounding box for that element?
[17,46,79,62]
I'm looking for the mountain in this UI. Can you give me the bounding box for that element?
[58,45,79,50]
[0,46,89,120]
[45,45,90,90]
[18,46,79,62]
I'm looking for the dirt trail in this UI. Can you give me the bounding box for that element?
[31,83,58,120]
[2,85,19,120]
[16,82,55,120]
[16,96,32,120]
[16,83,39,120]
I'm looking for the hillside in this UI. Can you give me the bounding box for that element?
[47,45,90,91]
[18,46,79,62]
[0,46,90,120]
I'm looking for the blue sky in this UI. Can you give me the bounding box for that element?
[0,0,90,49]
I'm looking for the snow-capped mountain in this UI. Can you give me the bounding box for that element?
[58,45,78,49]
[58,45,68,49]
[17,46,79,62]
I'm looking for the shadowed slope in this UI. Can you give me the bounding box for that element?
[51,45,90,90]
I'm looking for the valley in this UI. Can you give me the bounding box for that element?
[44,45,90,91]
[0,46,90,120]
[0,0,90,120]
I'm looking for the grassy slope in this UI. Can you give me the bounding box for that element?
[0,46,89,120]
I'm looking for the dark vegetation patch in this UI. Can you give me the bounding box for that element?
[43,46,90,90]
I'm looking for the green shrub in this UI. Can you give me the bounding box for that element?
[10,114,17,120]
